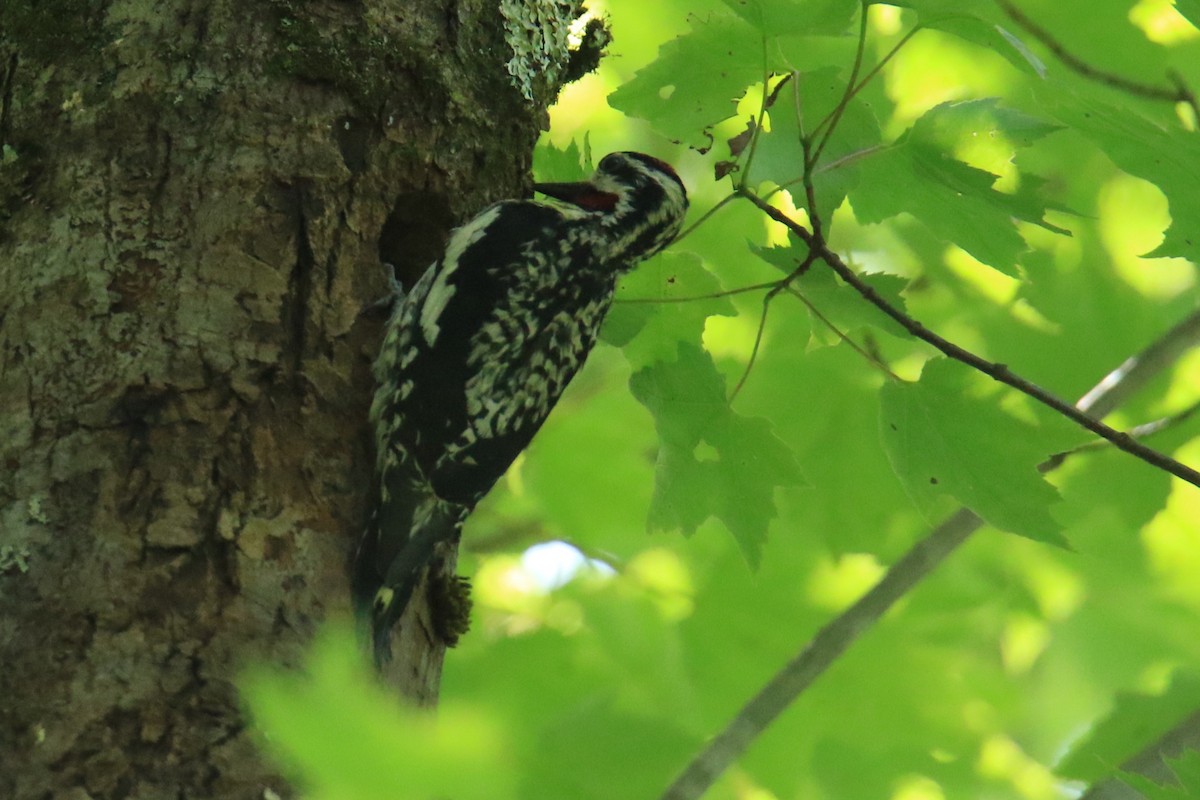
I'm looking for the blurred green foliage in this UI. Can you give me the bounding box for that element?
[244,1,1200,798]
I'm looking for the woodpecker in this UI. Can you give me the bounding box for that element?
[353,152,689,665]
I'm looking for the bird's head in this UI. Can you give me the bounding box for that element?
[535,151,689,264]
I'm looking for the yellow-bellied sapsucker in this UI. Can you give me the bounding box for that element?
[353,152,689,665]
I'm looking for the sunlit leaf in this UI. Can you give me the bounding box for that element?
[1041,90,1200,262]
[609,14,763,147]
[909,97,1063,149]
[1176,0,1200,29]
[533,136,593,182]
[850,100,1067,275]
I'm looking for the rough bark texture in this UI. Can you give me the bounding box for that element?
[0,0,562,796]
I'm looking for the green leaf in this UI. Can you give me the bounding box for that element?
[517,359,659,561]
[743,68,881,226]
[878,358,1070,545]
[609,14,764,147]
[1058,674,1200,783]
[720,0,859,35]
[629,343,805,566]
[1041,90,1200,262]
[528,704,698,799]
[1176,0,1200,29]
[242,627,517,800]
[602,252,737,369]
[910,97,1063,150]
[751,236,912,344]
[914,11,1047,76]
[533,136,594,182]
[850,100,1067,276]
[853,148,1027,276]
[771,34,862,75]
[799,267,912,346]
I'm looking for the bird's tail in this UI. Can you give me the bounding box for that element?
[352,497,468,667]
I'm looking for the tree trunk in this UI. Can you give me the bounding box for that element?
[0,1,568,795]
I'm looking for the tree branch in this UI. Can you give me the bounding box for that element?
[738,189,1200,490]
[1077,709,1200,800]
[1077,310,1200,418]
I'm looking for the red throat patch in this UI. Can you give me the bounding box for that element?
[533,182,620,212]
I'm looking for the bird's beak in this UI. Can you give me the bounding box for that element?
[534,181,619,212]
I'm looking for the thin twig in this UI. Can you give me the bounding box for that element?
[729,293,774,403]
[739,188,1200,490]
[729,252,817,401]
[800,136,823,241]
[736,36,775,188]
[765,23,918,203]
[661,507,978,800]
[1167,70,1200,125]
[616,280,780,305]
[781,285,900,381]
[809,0,870,169]
[1043,397,1200,471]
[1127,401,1200,439]
[832,25,921,121]
[673,193,737,245]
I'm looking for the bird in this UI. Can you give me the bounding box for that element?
[352,151,689,666]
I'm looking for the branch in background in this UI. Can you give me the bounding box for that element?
[1077,311,1200,418]
[660,507,978,800]
[738,189,1200,489]
[659,298,1200,800]
[1044,396,1200,470]
[995,0,1200,120]
[1077,710,1200,800]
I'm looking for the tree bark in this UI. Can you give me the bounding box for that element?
[0,1,564,795]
